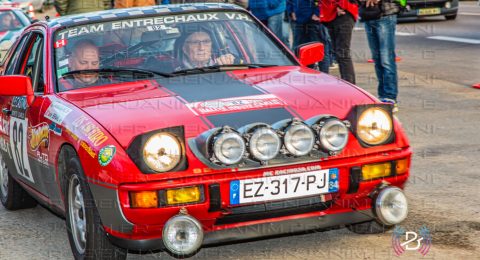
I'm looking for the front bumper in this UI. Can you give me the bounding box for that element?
[398,0,459,18]
[399,7,458,18]
[107,209,375,251]
[92,147,411,251]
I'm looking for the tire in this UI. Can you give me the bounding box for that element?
[346,220,394,234]
[0,152,37,210]
[445,14,457,20]
[64,153,127,260]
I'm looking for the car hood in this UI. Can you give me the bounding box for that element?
[58,67,376,148]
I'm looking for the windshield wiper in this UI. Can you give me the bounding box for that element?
[172,64,277,76]
[61,67,173,78]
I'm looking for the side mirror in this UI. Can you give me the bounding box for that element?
[296,42,324,67]
[0,75,34,105]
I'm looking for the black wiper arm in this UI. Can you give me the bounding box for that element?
[61,67,173,78]
[243,63,278,68]
[172,64,277,76]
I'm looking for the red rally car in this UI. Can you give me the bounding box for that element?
[0,3,411,259]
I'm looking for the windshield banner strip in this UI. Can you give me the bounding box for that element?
[56,12,252,40]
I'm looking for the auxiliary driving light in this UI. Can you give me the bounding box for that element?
[166,186,202,205]
[163,214,203,256]
[318,119,349,153]
[212,132,246,165]
[375,187,408,225]
[284,123,315,156]
[249,127,281,161]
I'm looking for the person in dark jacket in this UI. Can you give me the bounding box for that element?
[163,0,248,7]
[287,0,330,72]
[320,0,358,84]
[115,0,157,7]
[55,0,111,15]
[249,0,287,45]
[361,0,401,111]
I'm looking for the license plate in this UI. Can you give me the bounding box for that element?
[418,8,441,16]
[230,168,339,205]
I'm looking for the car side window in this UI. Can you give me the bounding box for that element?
[4,34,29,75]
[20,34,44,94]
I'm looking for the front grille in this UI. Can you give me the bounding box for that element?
[215,196,333,225]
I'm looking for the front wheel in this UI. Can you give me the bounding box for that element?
[65,155,126,260]
[0,152,37,210]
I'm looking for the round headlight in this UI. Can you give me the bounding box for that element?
[213,132,245,165]
[249,127,281,161]
[319,119,349,153]
[375,187,408,225]
[284,123,315,156]
[163,215,203,256]
[357,107,393,145]
[143,133,182,172]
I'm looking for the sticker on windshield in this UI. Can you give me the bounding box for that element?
[55,39,68,49]
[58,59,69,67]
[56,12,252,40]
[146,25,179,34]
[57,67,69,78]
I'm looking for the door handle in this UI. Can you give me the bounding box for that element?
[2,108,11,116]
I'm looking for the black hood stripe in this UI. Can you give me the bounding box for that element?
[206,108,293,128]
[155,72,298,129]
[155,72,264,103]
[226,71,304,120]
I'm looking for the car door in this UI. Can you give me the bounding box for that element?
[0,31,51,200]
[0,32,31,185]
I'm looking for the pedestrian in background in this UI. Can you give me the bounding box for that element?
[359,0,402,111]
[164,0,248,7]
[248,0,288,45]
[55,0,111,15]
[115,0,157,7]
[287,0,330,72]
[320,0,358,84]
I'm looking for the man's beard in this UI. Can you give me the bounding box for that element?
[74,74,98,85]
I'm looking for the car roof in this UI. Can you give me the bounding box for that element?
[47,3,244,28]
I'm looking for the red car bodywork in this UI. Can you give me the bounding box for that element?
[0,4,411,254]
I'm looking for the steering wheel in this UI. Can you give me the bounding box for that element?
[102,40,159,66]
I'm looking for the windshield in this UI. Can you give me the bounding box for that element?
[53,11,296,92]
[0,10,26,32]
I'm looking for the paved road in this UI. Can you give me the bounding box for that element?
[1,2,479,260]
[352,1,480,87]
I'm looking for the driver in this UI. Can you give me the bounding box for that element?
[66,39,102,88]
[59,39,111,91]
[0,13,15,31]
[179,29,237,69]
